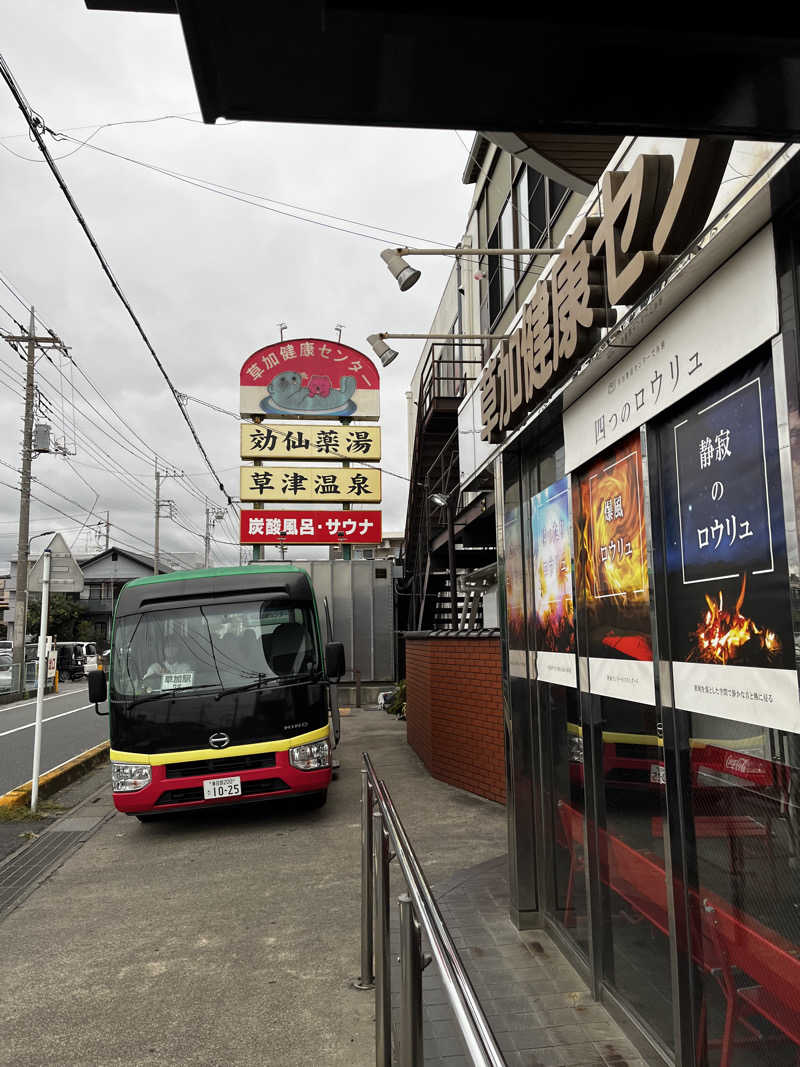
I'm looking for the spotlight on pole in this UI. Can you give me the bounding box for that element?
[380,249,421,292]
[367,334,399,368]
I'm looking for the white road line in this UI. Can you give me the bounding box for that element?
[0,704,95,738]
[0,689,87,714]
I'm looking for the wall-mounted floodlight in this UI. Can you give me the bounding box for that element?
[367,334,399,368]
[381,243,561,292]
[366,331,505,365]
[380,249,421,292]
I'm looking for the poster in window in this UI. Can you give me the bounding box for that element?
[531,476,577,687]
[659,350,800,732]
[574,435,655,705]
[504,480,527,679]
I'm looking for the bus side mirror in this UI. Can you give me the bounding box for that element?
[325,642,345,681]
[88,669,108,714]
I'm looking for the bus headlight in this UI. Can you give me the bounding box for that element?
[289,739,330,771]
[111,762,152,792]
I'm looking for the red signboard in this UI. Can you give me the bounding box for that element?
[240,509,382,544]
[240,337,380,420]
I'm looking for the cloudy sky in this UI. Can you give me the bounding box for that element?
[0,1,474,570]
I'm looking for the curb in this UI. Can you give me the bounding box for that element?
[0,741,110,811]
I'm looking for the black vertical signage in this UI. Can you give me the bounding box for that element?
[659,348,800,731]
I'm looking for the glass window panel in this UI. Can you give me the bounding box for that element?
[527,169,546,248]
[657,349,800,1065]
[573,432,674,1050]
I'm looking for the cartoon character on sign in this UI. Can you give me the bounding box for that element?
[307,375,332,398]
[262,371,357,415]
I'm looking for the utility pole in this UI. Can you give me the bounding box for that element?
[154,464,183,573]
[105,510,110,550]
[204,503,225,568]
[9,309,63,688]
[154,462,161,575]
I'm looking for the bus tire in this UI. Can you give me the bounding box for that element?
[301,789,328,810]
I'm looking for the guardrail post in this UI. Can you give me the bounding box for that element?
[373,807,391,1067]
[398,894,424,1067]
[353,766,374,990]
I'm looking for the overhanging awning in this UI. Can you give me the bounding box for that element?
[84,4,800,141]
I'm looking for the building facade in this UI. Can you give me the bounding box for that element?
[448,136,800,1064]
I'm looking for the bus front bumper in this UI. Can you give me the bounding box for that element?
[112,751,331,815]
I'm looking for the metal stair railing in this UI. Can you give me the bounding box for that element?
[355,751,505,1066]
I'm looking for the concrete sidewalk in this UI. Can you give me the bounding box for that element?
[0,707,508,1066]
[0,706,646,1067]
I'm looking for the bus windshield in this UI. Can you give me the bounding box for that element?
[111,598,319,701]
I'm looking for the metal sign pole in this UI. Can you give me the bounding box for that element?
[30,549,51,813]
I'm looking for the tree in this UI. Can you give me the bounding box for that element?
[26,593,87,641]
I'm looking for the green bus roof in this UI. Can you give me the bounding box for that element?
[124,564,310,590]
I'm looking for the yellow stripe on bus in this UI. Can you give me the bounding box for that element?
[110,725,330,766]
[565,720,764,752]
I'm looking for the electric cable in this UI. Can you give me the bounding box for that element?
[0,53,234,505]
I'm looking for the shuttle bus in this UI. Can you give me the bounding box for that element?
[87,565,344,821]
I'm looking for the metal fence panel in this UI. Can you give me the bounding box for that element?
[296,560,395,683]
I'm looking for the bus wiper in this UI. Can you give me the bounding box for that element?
[214,673,273,701]
[126,684,216,710]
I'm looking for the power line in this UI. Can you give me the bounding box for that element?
[0,53,233,506]
[51,133,448,248]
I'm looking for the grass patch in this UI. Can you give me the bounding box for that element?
[0,799,66,822]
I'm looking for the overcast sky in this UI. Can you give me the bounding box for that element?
[0,0,474,571]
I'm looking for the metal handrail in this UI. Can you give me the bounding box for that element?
[359,751,505,1066]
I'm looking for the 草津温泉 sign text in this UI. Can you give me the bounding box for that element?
[240,465,381,503]
[240,509,382,544]
[480,138,733,445]
[240,337,380,421]
[240,422,380,461]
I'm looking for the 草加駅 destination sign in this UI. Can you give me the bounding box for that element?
[240,465,382,503]
[240,337,380,421]
[240,509,382,544]
[240,422,380,461]
[479,138,733,445]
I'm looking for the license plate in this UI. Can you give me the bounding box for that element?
[203,776,242,800]
[650,763,666,785]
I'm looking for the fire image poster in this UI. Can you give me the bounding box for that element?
[573,434,655,705]
[531,476,577,687]
[659,351,800,732]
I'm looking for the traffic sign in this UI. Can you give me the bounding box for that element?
[28,533,84,594]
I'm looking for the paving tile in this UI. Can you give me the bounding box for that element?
[529,1045,606,1067]
[511,1028,562,1050]
[425,1002,455,1021]
[430,1019,459,1039]
[593,1038,646,1063]
[544,1025,593,1046]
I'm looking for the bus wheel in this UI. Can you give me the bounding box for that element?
[301,789,328,810]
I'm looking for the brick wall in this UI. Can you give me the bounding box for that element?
[405,635,506,805]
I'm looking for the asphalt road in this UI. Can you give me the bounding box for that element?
[0,680,108,797]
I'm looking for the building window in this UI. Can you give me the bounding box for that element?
[527,168,547,248]
[487,217,503,325]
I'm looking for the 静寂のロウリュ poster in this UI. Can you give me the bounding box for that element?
[659,349,800,732]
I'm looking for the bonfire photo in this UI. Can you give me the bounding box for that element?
[689,574,781,666]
